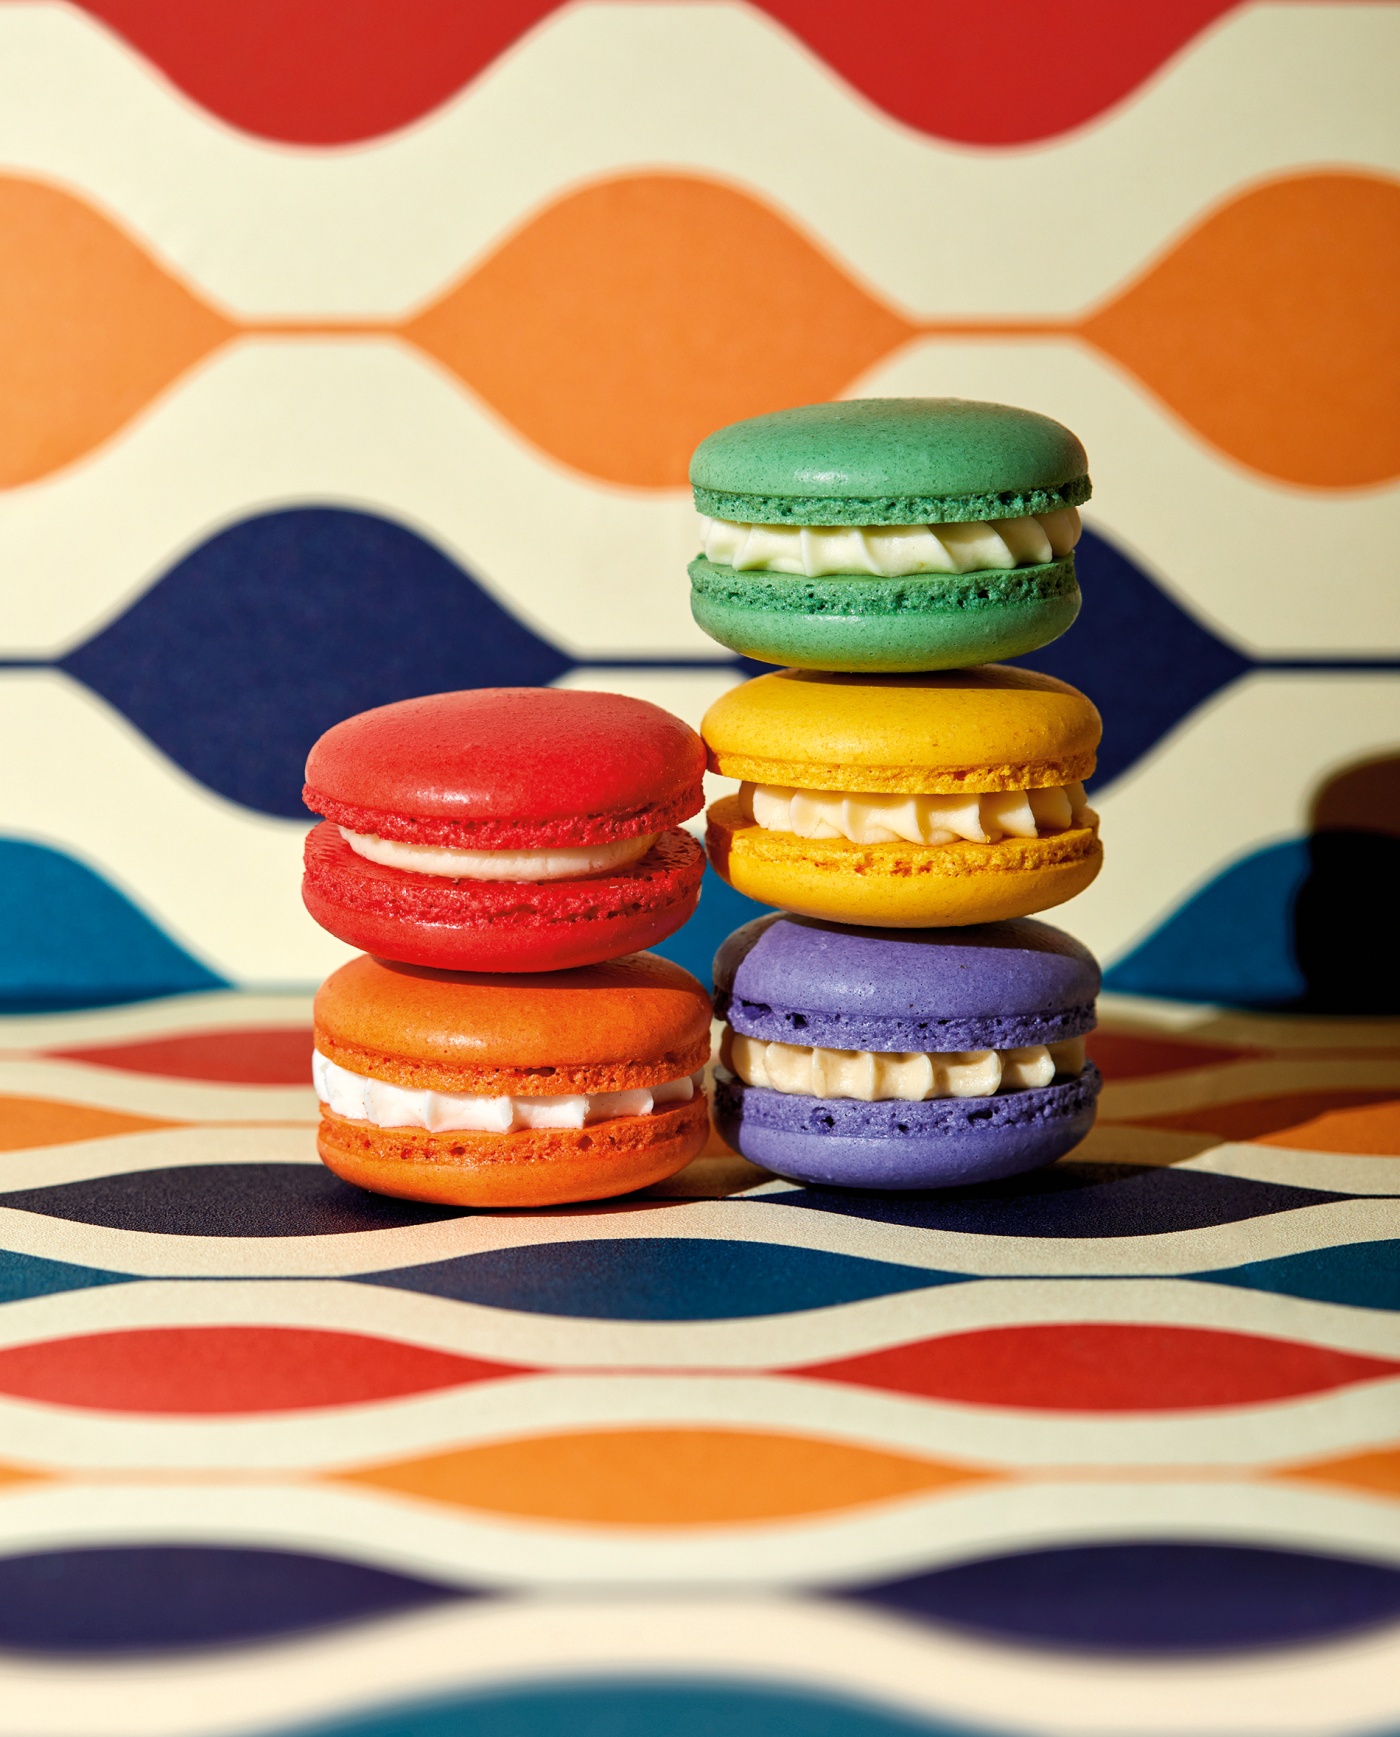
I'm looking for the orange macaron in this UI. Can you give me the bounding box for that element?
[313,952,713,1208]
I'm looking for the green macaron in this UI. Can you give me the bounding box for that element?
[689,398,1090,673]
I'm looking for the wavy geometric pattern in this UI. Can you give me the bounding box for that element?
[0,169,1395,491]
[0,991,1397,1737]
[2,5,1399,1733]
[11,504,1379,814]
[64,1,1256,148]
[3,499,1395,1008]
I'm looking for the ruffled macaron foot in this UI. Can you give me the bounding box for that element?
[689,557,1080,673]
[303,821,705,972]
[706,795,1101,928]
[713,1067,1100,1189]
[319,1094,710,1208]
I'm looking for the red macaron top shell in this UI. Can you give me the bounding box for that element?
[304,688,708,849]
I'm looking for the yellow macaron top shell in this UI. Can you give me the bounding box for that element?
[701,666,1100,794]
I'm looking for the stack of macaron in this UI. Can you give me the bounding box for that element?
[687,398,1107,1188]
[299,688,714,1207]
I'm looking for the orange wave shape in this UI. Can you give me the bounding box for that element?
[335,1427,991,1524]
[1279,1447,1400,1500]
[333,1429,1400,1525]
[1132,1090,1400,1153]
[0,1094,179,1153]
[0,171,1395,491]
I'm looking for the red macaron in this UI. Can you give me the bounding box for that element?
[302,688,707,972]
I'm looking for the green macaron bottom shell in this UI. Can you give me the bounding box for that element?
[689,555,1080,673]
[693,474,1091,528]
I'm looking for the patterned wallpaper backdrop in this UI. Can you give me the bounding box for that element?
[2,10,1400,1737]
[0,0,1397,1014]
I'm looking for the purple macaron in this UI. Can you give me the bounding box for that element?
[713,913,1102,1190]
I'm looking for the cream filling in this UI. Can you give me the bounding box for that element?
[744,782,1093,846]
[313,1050,701,1133]
[699,508,1080,578]
[722,1030,1086,1102]
[340,828,656,882]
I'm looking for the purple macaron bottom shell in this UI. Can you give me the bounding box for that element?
[714,1064,1101,1191]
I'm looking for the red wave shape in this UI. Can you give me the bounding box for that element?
[758,0,1244,146]
[69,0,1249,147]
[50,1028,314,1085]
[0,1328,527,1414]
[1086,1032,1258,1080]
[793,1325,1400,1412]
[74,0,563,146]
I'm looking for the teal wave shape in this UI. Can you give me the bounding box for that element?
[0,837,226,1011]
[0,1249,133,1306]
[1192,1241,1400,1313]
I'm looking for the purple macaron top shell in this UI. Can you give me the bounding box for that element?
[714,913,1099,1053]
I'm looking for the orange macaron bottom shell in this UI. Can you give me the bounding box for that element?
[302,821,705,972]
[317,1093,710,1208]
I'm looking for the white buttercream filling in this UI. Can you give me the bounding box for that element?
[340,828,656,882]
[744,782,1093,846]
[313,1050,701,1133]
[699,508,1080,578]
[723,1030,1086,1102]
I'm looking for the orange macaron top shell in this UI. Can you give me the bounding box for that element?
[314,952,713,1095]
[304,688,707,849]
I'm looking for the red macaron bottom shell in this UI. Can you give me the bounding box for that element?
[317,1093,710,1208]
[302,821,705,972]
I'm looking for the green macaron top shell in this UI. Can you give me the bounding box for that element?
[691,398,1090,526]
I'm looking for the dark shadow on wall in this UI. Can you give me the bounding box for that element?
[1291,752,1400,1014]
[1102,748,1400,1011]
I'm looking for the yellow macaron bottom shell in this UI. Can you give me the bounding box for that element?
[318,1092,710,1208]
[706,795,1101,927]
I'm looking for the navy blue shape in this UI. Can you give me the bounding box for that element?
[1008,526,1249,790]
[749,1162,1347,1238]
[355,1237,965,1320]
[60,507,573,818]
[0,1249,133,1305]
[0,838,225,1012]
[1105,839,1308,1007]
[0,1163,465,1237]
[281,1680,993,1737]
[848,1541,1400,1653]
[0,1546,463,1654]
[1193,1241,1400,1312]
[651,864,781,990]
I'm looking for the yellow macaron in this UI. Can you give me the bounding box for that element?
[702,666,1103,927]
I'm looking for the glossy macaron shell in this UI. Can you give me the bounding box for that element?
[715,913,1100,1053]
[304,687,706,849]
[701,666,1100,792]
[314,953,713,1208]
[315,952,712,1093]
[302,821,705,974]
[690,398,1090,527]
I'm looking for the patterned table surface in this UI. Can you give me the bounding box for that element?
[0,990,1397,1737]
